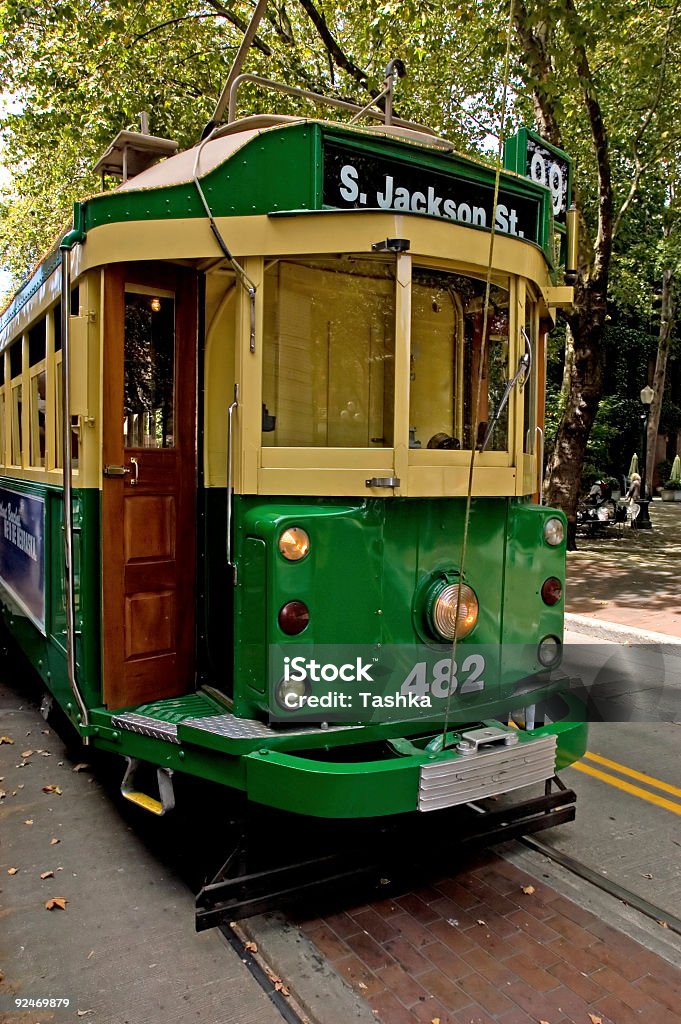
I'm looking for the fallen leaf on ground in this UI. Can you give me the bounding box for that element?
[76,1011,93,1017]
[42,784,62,795]
[44,897,68,910]
[540,1019,552,1024]
[358,982,368,990]
[641,872,653,879]
[244,941,258,953]
[0,736,14,744]
[24,819,34,825]
[431,1018,441,1024]
[8,867,19,875]
[50,837,60,845]
[274,981,290,996]
[72,763,91,773]
[21,750,34,758]
[521,884,536,895]
[658,920,669,928]
[476,918,487,926]
[40,871,54,880]
[87,951,95,959]
[42,729,50,735]
[0,789,6,799]
[588,1015,603,1024]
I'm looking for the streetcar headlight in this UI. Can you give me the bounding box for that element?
[538,635,562,667]
[429,582,479,640]
[275,675,310,710]
[543,517,564,546]
[278,527,310,561]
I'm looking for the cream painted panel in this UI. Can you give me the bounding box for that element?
[78,214,555,295]
[520,453,538,497]
[204,277,237,488]
[407,466,517,496]
[258,467,398,496]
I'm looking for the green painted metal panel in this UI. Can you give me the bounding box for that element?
[83,124,319,230]
[0,480,100,727]
[239,537,268,694]
[244,747,421,818]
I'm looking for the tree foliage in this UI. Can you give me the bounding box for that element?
[2,0,681,531]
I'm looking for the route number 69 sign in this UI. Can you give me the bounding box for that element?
[504,128,572,224]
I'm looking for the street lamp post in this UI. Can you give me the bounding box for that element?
[637,384,654,529]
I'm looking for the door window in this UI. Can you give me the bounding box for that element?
[123,291,176,448]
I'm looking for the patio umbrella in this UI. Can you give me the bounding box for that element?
[670,455,681,484]
[628,453,639,478]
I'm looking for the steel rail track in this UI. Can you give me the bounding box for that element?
[196,779,576,929]
[519,835,681,937]
[219,922,308,1024]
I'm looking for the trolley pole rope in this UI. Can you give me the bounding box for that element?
[441,0,517,744]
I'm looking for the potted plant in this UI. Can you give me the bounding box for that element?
[661,455,681,501]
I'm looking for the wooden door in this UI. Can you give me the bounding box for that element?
[102,265,197,709]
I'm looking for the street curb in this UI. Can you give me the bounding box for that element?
[565,612,681,651]
[240,912,377,1024]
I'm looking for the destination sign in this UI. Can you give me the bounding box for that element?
[323,142,541,244]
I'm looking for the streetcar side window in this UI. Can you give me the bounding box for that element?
[53,308,79,471]
[9,340,23,467]
[29,317,47,468]
[409,269,509,452]
[0,353,5,466]
[262,258,395,448]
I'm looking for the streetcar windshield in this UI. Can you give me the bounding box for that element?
[409,269,510,452]
[262,257,395,447]
[262,258,511,453]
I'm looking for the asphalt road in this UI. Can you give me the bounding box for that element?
[537,629,681,920]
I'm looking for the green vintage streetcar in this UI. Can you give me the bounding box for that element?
[0,57,586,849]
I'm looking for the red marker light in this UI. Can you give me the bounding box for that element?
[541,577,562,606]
[278,601,310,635]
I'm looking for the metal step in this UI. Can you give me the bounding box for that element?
[120,757,175,816]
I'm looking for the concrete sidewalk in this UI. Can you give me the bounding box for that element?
[0,673,285,1024]
[566,498,681,638]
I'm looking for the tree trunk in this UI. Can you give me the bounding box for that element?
[544,283,606,549]
[645,265,675,494]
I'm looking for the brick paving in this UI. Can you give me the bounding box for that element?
[297,850,681,1024]
[567,499,681,637]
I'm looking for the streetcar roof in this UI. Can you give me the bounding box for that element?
[115,116,463,194]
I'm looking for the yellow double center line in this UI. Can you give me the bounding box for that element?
[572,751,681,816]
